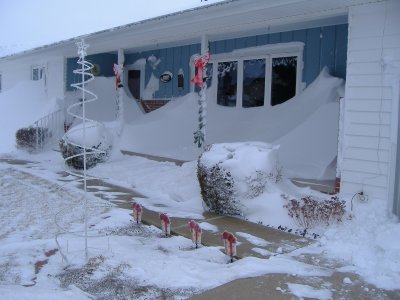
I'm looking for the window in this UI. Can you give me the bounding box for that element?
[243,59,265,108]
[31,65,46,81]
[217,61,237,106]
[271,56,297,106]
[208,42,304,108]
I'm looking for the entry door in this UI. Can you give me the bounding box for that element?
[128,70,141,100]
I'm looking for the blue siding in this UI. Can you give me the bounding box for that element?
[66,53,117,91]
[305,27,321,85]
[209,25,347,86]
[335,24,348,80]
[124,43,200,98]
[65,24,348,97]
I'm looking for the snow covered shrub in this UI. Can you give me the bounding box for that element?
[15,126,51,151]
[197,162,240,215]
[284,195,346,229]
[59,122,111,169]
[197,142,281,215]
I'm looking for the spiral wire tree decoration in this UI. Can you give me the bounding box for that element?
[57,39,111,261]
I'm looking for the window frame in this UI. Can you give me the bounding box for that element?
[204,42,304,108]
[31,64,47,85]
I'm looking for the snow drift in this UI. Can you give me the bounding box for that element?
[119,67,344,179]
[0,80,58,154]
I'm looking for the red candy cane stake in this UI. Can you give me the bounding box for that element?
[188,220,202,248]
[222,231,237,263]
[132,202,142,224]
[159,213,171,237]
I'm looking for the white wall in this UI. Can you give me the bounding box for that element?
[0,53,65,100]
[341,0,400,211]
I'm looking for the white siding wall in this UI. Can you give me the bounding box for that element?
[341,0,400,210]
[0,54,65,100]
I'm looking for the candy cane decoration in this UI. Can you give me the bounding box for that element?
[222,231,237,262]
[132,202,142,224]
[112,63,124,136]
[192,51,210,149]
[159,213,171,237]
[188,220,202,248]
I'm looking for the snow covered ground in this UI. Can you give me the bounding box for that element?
[0,154,335,299]
[0,69,399,298]
[0,148,399,299]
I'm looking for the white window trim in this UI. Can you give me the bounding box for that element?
[31,64,47,86]
[190,42,304,107]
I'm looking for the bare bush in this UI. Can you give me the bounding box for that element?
[284,196,346,229]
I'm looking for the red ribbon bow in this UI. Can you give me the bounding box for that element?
[191,52,210,88]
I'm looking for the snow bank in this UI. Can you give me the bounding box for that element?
[120,68,344,179]
[200,142,280,180]
[0,80,58,154]
[318,199,400,290]
[65,76,143,124]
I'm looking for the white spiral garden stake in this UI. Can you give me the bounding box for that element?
[63,39,103,260]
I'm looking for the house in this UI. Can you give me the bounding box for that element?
[0,0,399,217]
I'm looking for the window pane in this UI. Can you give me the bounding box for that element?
[271,56,297,106]
[242,59,265,108]
[32,68,39,81]
[194,63,213,93]
[217,61,237,106]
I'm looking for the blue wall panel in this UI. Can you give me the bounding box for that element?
[65,24,348,96]
[320,26,336,76]
[335,24,348,80]
[66,53,117,91]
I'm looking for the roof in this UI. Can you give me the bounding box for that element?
[0,0,383,60]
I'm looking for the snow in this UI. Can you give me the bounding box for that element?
[0,158,333,299]
[0,80,58,154]
[0,59,399,297]
[120,67,343,180]
[287,283,332,300]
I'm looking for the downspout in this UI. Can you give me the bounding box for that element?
[336,96,345,193]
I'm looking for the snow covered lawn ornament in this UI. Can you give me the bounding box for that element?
[113,63,124,89]
[60,39,112,170]
[159,213,171,237]
[222,230,237,262]
[192,51,210,149]
[188,220,202,248]
[132,202,142,224]
[112,63,124,136]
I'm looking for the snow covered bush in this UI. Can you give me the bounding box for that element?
[60,122,111,169]
[284,195,346,230]
[15,126,51,151]
[197,161,239,215]
[197,142,281,215]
